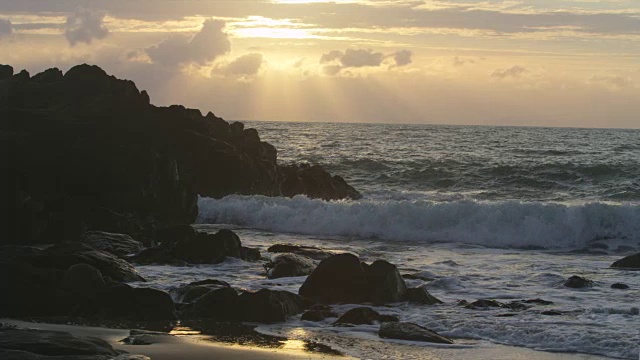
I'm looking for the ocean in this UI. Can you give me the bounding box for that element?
[137,122,640,359]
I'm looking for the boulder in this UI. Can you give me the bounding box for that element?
[237,289,304,323]
[22,243,144,282]
[563,275,594,288]
[170,279,231,303]
[333,307,397,325]
[61,263,106,298]
[174,229,241,264]
[266,253,316,279]
[366,260,407,304]
[405,287,443,305]
[465,299,505,309]
[94,284,177,322]
[379,322,453,344]
[180,286,239,320]
[611,253,640,269]
[240,246,261,262]
[611,283,629,289]
[0,327,122,358]
[267,244,335,261]
[78,231,144,258]
[299,253,369,304]
[301,309,338,322]
[155,225,196,248]
[128,247,186,266]
[280,164,362,200]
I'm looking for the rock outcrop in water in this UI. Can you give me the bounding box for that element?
[298,254,411,305]
[610,253,640,269]
[0,64,361,246]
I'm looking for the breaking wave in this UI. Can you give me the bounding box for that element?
[197,195,640,250]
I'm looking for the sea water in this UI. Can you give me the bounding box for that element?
[137,122,640,359]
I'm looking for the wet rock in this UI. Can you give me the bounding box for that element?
[280,164,362,200]
[22,243,144,282]
[405,287,443,305]
[240,246,261,262]
[173,229,241,264]
[78,231,144,258]
[155,225,196,248]
[465,299,505,309]
[238,289,304,323]
[366,260,407,304]
[523,298,554,305]
[611,283,629,289]
[266,253,316,279]
[541,310,563,316]
[402,273,435,281]
[128,247,186,266]
[299,253,369,304]
[379,322,454,344]
[180,287,239,320]
[301,309,338,322]
[564,275,594,288]
[61,263,107,298]
[0,327,122,358]
[334,307,381,326]
[267,244,335,261]
[611,253,640,269]
[170,279,231,303]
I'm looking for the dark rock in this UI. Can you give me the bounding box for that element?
[155,225,196,248]
[23,242,144,282]
[0,65,13,80]
[564,275,594,288]
[504,301,530,311]
[465,299,505,309]
[524,298,554,305]
[240,246,261,262]
[366,260,407,304]
[301,309,338,322]
[299,253,369,304]
[95,284,177,321]
[0,261,66,317]
[0,327,121,357]
[180,287,239,320]
[405,287,443,305]
[280,164,362,200]
[267,244,335,261]
[129,247,186,266]
[266,253,316,279]
[2,64,359,249]
[611,283,629,289]
[611,253,640,269]
[170,279,231,303]
[379,322,454,344]
[402,273,435,281]
[78,231,144,258]
[541,310,563,316]
[60,263,106,298]
[237,289,304,323]
[334,307,381,326]
[174,229,241,264]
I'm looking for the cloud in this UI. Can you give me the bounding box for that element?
[64,8,109,46]
[589,75,635,89]
[146,20,231,66]
[392,49,412,67]
[214,53,263,77]
[320,48,412,75]
[453,56,476,67]
[492,65,528,79]
[0,18,13,38]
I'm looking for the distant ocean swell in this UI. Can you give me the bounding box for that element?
[197,195,640,250]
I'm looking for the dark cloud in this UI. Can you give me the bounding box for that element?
[215,53,263,77]
[320,48,412,74]
[392,50,412,67]
[146,20,231,66]
[492,65,528,79]
[0,18,12,38]
[64,8,109,46]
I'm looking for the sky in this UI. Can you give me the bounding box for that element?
[0,0,638,128]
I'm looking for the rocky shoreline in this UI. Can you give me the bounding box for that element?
[1,64,638,359]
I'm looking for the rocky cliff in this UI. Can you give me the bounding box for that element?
[0,64,361,245]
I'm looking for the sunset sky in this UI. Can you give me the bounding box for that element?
[0,0,638,128]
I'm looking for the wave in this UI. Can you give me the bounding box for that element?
[197,195,640,250]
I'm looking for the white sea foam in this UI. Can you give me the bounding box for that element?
[197,195,640,250]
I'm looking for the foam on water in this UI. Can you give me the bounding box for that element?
[197,195,640,250]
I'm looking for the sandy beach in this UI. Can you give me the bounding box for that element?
[2,319,610,360]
